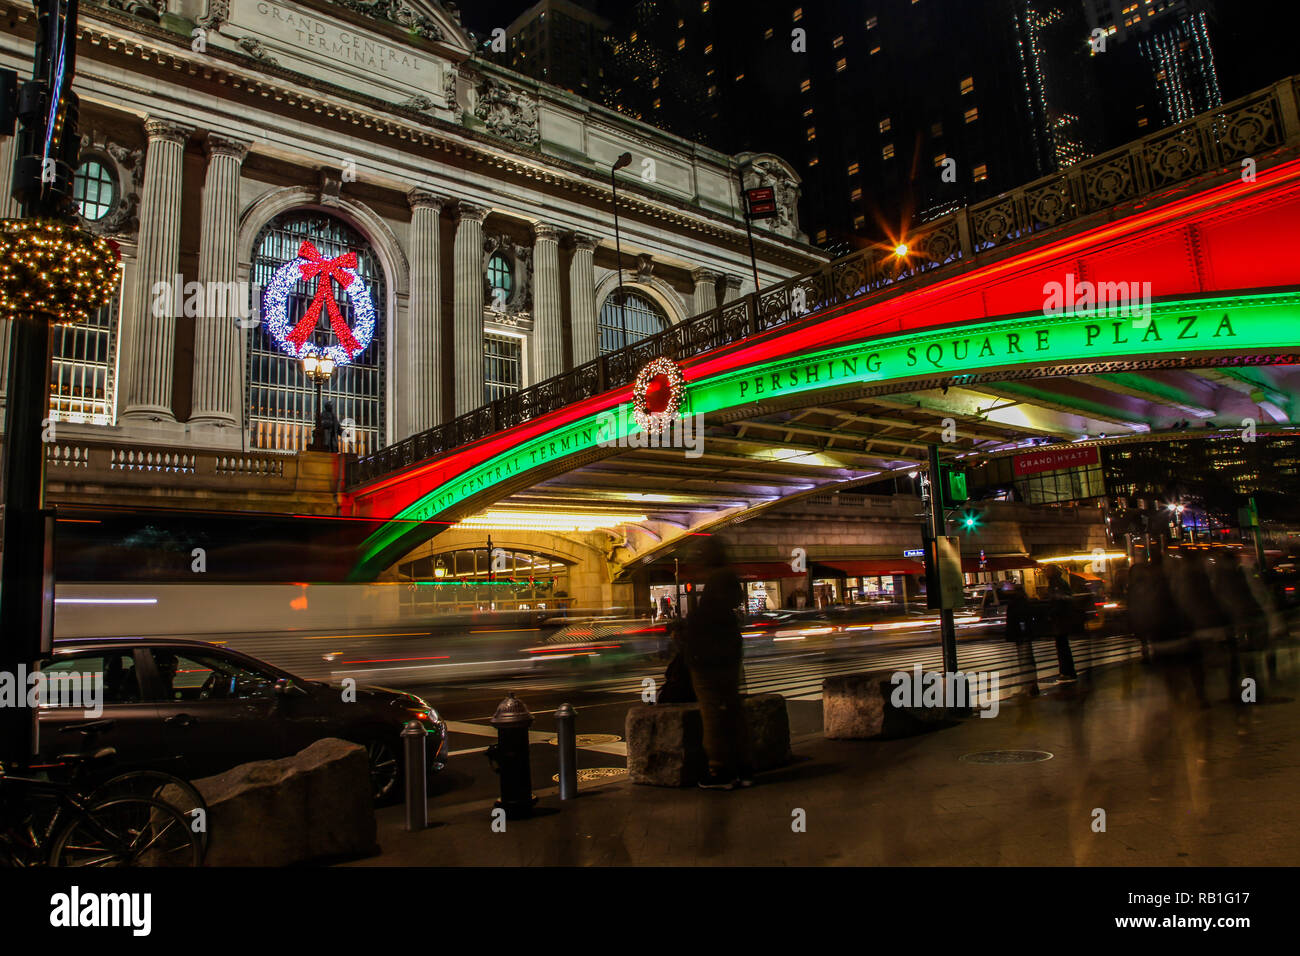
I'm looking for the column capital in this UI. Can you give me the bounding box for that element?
[691,267,721,285]
[532,222,561,243]
[722,273,743,290]
[456,200,491,223]
[205,133,251,162]
[407,188,446,212]
[570,232,600,253]
[144,118,194,145]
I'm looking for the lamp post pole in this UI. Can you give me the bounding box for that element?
[301,354,335,451]
[1,0,84,761]
[610,152,632,345]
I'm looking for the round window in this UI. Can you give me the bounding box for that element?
[72,160,117,222]
[487,253,512,299]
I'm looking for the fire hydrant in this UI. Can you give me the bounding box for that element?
[486,693,537,819]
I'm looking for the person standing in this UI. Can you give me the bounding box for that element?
[1043,565,1079,682]
[683,536,753,790]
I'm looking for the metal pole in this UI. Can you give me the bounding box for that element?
[610,153,632,345]
[402,720,427,831]
[555,702,577,800]
[1,0,81,761]
[735,164,762,293]
[927,444,959,674]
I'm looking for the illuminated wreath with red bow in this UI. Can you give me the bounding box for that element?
[632,357,685,433]
[262,240,377,366]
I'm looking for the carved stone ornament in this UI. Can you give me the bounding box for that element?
[482,234,533,315]
[399,94,436,112]
[237,36,280,67]
[332,0,445,42]
[635,254,654,283]
[75,131,145,239]
[472,77,540,148]
[99,0,163,22]
[443,66,462,121]
[197,0,229,30]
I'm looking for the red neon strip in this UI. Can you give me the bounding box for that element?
[352,159,1300,518]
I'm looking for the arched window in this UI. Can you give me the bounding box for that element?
[248,211,387,455]
[487,252,512,301]
[399,548,571,612]
[72,160,116,221]
[598,289,668,354]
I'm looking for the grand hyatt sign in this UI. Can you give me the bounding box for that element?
[356,292,1297,572]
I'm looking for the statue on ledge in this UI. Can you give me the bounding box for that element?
[313,400,342,453]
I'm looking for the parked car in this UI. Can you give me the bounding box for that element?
[36,638,448,803]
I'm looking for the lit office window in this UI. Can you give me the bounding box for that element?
[850,187,862,201]
[806,127,816,141]
[960,76,974,94]
[833,35,844,48]
[972,163,989,182]
[793,7,803,21]
[800,78,811,92]
[964,106,979,123]
[836,58,847,72]
[847,162,860,175]
[866,15,878,29]
[879,116,891,132]
[882,143,895,159]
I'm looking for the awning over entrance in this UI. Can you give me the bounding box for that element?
[813,559,924,577]
[962,555,1040,573]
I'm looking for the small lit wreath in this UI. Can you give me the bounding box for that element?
[632,357,685,433]
[0,219,119,325]
[262,240,376,366]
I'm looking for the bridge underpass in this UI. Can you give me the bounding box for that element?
[345,79,1300,597]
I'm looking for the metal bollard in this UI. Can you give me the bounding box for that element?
[487,693,537,819]
[555,702,578,800]
[402,720,427,831]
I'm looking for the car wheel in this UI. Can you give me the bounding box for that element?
[366,737,401,804]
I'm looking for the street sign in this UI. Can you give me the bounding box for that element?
[745,186,777,219]
[903,548,925,558]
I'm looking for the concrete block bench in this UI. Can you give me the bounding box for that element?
[171,738,378,866]
[823,672,965,739]
[625,693,792,786]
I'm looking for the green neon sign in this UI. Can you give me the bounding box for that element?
[357,291,1299,573]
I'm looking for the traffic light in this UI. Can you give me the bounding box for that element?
[939,465,968,508]
[960,509,982,533]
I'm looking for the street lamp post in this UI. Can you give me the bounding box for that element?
[301,354,335,450]
[610,152,632,346]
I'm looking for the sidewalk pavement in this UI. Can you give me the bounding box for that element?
[348,642,1300,866]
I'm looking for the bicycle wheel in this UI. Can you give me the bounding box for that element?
[88,771,209,856]
[48,797,202,867]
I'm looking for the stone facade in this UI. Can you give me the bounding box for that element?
[0,0,822,456]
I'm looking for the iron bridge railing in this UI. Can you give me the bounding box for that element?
[348,75,1300,489]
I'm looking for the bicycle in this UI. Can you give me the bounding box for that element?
[0,722,204,867]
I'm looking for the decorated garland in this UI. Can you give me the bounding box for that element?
[0,219,119,325]
[262,239,376,365]
[632,356,685,433]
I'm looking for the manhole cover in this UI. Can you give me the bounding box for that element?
[550,767,627,783]
[959,750,1054,764]
[547,734,622,746]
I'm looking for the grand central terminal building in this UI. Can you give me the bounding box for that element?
[0,0,820,459]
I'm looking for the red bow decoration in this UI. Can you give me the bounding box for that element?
[286,240,362,357]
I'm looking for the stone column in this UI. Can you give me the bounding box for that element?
[691,268,720,315]
[405,189,444,434]
[122,118,191,423]
[722,274,744,304]
[568,233,600,367]
[190,134,250,437]
[531,222,563,384]
[452,201,489,416]
[0,133,23,399]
